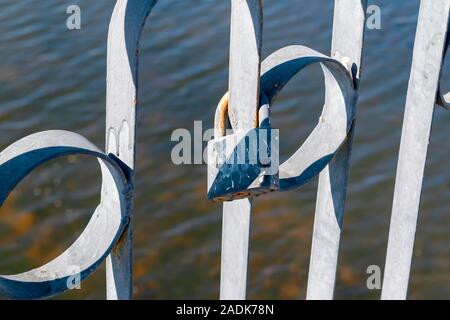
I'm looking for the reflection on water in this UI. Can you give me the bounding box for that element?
[0,0,450,299]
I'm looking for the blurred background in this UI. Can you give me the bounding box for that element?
[0,0,449,299]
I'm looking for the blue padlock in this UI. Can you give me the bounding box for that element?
[207,93,279,202]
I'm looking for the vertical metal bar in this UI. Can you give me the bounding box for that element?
[382,0,450,300]
[306,0,367,300]
[221,200,252,299]
[105,0,157,300]
[220,0,262,300]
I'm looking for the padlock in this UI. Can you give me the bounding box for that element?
[207,92,279,202]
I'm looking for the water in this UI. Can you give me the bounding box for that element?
[0,0,449,299]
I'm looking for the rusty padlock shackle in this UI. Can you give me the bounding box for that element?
[214,91,271,139]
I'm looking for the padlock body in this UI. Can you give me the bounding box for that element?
[207,128,279,201]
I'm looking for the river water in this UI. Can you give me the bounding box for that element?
[0,0,449,299]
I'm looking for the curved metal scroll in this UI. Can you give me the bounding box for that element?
[0,131,129,299]
[260,45,356,191]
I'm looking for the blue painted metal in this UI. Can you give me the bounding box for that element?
[208,45,355,200]
[437,19,450,109]
[382,0,450,300]
[0,0,157,299]
[261,45,356,192]
[105,0,158,300]
[0,131,129,299]
[208,91,279,201]
[1,0,448,302]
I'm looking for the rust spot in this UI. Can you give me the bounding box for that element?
[253,116,259,129]
[216,92,229,137]
[113,224,130,256]
[235,192,249,198]
[215,91,260,135]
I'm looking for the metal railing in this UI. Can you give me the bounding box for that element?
[0,0,449,300]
